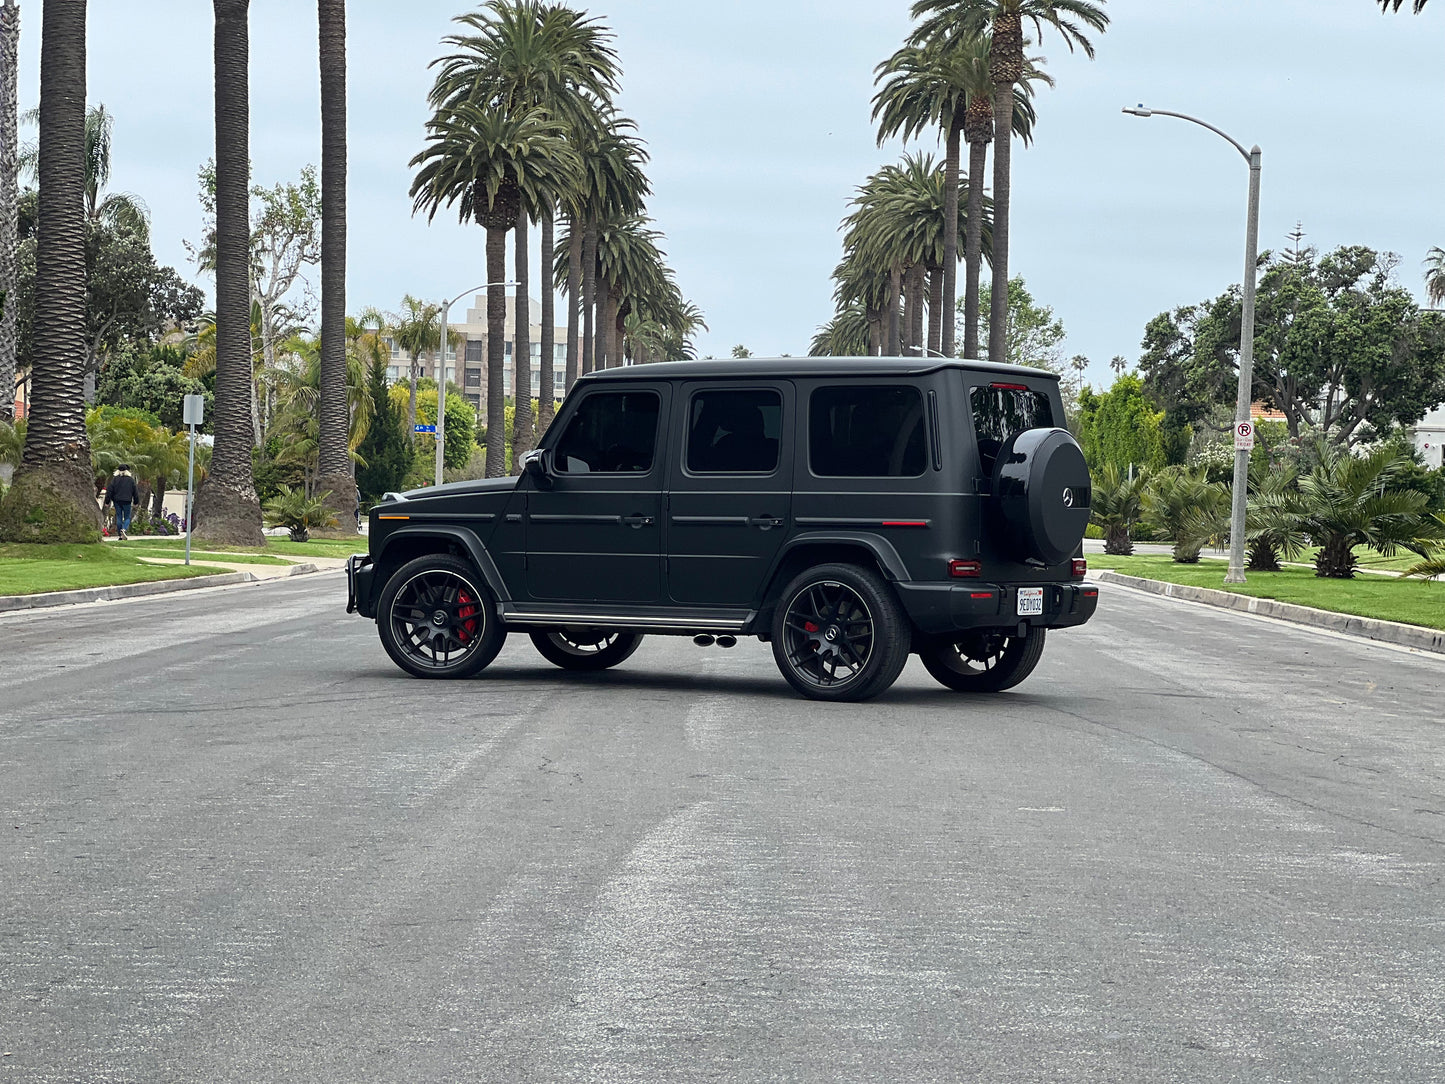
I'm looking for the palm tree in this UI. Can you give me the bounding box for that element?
[1144,468,1228,563]
[315,0,352,528]
[19,103,149,237]
[1423,246,1445,309]
[0,0,18,424]
[427,0,619,457]
[390,293,442,444]
[1252,445,1445,578]
[911,0,1107,365]
[1089,462,1146,555]
[410,101,577,477]
[0,0,102,542]
[192,0,263,545]
[873,32,1040,357]
[809,302,872,357]
[1379,0,1428,10]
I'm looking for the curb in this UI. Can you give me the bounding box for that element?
[1097,571,1445,656]
[0,571,257,613]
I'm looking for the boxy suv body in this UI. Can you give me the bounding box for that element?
[346,357,1097,701]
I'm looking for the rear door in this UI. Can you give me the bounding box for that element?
[665,381,794,607]
[524,385,670,604]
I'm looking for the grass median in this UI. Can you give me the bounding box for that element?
[0,543,235,596]
[117,537,364,560]
[1089,554,1445,632]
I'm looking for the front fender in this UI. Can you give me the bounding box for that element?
[374,525,511,605]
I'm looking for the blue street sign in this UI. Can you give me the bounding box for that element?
[414,424,437,433]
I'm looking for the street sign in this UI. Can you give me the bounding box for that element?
[1234,419,1255,450]
[414,424,437,433]
[183,394,205,426]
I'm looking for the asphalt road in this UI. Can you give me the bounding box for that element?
[1,572,1442,1083]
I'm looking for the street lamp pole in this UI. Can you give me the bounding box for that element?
[1123,105,1261,584]
[433,280,518,487]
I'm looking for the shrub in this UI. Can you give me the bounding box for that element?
[263,485,339,542]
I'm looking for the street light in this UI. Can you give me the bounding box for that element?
[1123,103,1261,584]
[433,280,518,487]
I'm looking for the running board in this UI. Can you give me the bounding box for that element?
[502,608,750,634]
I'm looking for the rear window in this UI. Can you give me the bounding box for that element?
[970,383,1053,476]
[810,385,926,477]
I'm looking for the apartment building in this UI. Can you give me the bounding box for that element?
[383,294,570,412]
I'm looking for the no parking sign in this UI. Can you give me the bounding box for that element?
[1234,420,1255,450]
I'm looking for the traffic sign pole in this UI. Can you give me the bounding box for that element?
[182,394,204,565]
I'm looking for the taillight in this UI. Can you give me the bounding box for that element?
[948,559,982,578]
[1072,557,1087,577]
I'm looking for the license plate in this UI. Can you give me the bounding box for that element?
[1017,587,1044,617]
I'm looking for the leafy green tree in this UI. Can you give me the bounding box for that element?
[1139,244,1445,448]
[390,383,475,473]
[355,355,413,500]
[96,345,211,431]
[1074,373,1167,472]
[911,0,1108,366]
[974,275,1084,406]
[1252,444,1445,578]
[0,0,101,543]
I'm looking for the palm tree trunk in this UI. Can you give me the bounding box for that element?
[580,220,597,375]
[511,207,533,467]
[406,352,418,443]
[887,266,902,356]
[594,279,609,370]
[941,120,961,358]
[987,71,1017,366]
[963,138,988,360]
[908,264,925,354]
[0,0,18,424]
[0,0,100,542]
[484,226,507,478]
[605,290,622,369]
[867,309,882,356]
[927,267,943,357]
[902,269,916,354]
[315,0,353,530]
[564,219,581,391]
[538,203,556,433]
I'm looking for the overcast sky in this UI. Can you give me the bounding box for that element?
[18,0,1443,388]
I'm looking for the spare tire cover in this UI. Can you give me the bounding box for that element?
[992,427,1092,565]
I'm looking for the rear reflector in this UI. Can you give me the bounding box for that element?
[882,520,929,528]
[1072,557,1087,577]
[969,592,994,600]
[1083,588,1098,597]
[948,559,982,578]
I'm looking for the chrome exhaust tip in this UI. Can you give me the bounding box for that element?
[693,634,716,647]
[716,635,737,648]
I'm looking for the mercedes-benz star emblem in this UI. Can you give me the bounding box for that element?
[1062,487,1075,508]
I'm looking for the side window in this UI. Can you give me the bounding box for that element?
[686,389,782,474]
[970,383,1054,476]
[553,391,660,474]
[810,385,926,478]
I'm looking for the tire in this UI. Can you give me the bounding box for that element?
[770,563,911,702]
[919,628,1046,693]
[376,554,507,679]
[529,628,644,671]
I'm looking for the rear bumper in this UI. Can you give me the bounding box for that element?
[894,579,1099,635]
[346,554,376,618]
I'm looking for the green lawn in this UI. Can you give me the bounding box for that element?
[117,543,291,566]
[1090,554,1445,632]
[0,544,234,596]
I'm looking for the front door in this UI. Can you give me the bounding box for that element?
[666,382,794,607]
[525,386,670,605]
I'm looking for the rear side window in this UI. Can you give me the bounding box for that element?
[970,383,1054,476]
[554,391,660,473]
[687,389,782,473]
[810,385,926,477]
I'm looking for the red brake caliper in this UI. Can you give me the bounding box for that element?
[456,591,478,643]
[803,621,819,633]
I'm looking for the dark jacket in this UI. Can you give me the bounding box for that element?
[105,471,138,506]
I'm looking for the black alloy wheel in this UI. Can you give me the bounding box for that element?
[377,554,506,678]
[529,628,644,671]
[770,563,910,702]
[919,628,1046,692]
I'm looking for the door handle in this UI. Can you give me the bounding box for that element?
[747,515,784,530]
[621,514,655,529]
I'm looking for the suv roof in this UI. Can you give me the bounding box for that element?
[573,356,1061,384]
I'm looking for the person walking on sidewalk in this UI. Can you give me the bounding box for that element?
[104,464,139,540]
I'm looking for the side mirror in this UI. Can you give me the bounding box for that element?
[520,448,553,489]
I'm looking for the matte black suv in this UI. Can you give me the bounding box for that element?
[346,358,1097,701]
